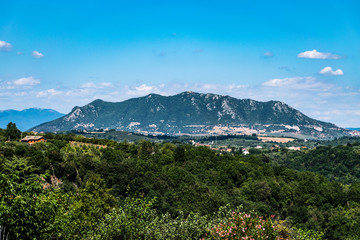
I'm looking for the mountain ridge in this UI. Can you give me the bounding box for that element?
[0,108,65,131]
[29,92,349,139]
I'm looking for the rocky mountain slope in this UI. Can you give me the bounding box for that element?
[30,92,349,139]
[0,108,64,131]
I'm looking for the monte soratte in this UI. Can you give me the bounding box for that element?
[29,91,349,139]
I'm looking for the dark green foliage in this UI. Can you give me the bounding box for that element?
[4,122,21,141]
[48,175,117,239]
[0,135,359,239]
[266,143,360,184]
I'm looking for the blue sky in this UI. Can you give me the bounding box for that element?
[1,0,359,127]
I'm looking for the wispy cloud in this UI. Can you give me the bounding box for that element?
[3,77,40,89]
[126,84,166,96]
[193,83,248,93]
[263,52,273,58]
[36,89,63,98]
[319,66,344,76]
[12,77,40,86]
[262,76,332,91]
[81,82,113,88]
[14,92,28,97]
[297,49,341,59]
[0,40,12,52]
[2,78,359,127]
[32,50,44,58]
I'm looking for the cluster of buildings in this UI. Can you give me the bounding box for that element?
[190,140,306,155]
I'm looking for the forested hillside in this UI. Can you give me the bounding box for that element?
[0,128,359,239]
[266,144,360,184]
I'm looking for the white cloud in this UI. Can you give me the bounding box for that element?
[3,77,40,89]
[3,78,360,127]
[81,82,113,88]
[99,82,112,88]
[263,52,273,57]
[81,82,97,88]
[0,40,12,51]
[319,66,344,76]
[193,83,248,93]
[126,84,164,96]
[262,76,331,90]
[297,49,341,59]
[32,51,44,58]
[12,77,40,86]
[14,92,28,96]
[36,89,63,98]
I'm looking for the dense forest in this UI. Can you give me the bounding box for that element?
[0,123,360,239]
[266,144,360,184]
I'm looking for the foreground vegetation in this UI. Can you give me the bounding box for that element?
[0,124,360,239]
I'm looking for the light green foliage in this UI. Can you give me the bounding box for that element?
[293,228,324,240]
[1,156,35,179]
[88,197,248,240]
[0,174,59,239]
[324,206,360,239]
[89,194,159,239]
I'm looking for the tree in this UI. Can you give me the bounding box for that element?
[49,175,117,239]
[138,140,153,157]
[5,122,21,141]
[0,173,59,239]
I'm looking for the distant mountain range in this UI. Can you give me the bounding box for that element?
[29,92,350,139]
[0,108,64,131]
[347,128,360,131]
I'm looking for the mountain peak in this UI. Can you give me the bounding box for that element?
[178,91,202,96]
[89,99,105,105]
[144,93,162,98]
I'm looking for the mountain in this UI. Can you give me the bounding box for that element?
[0,108,65,131]
[30,92,349,139]
[347,128,360,131]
